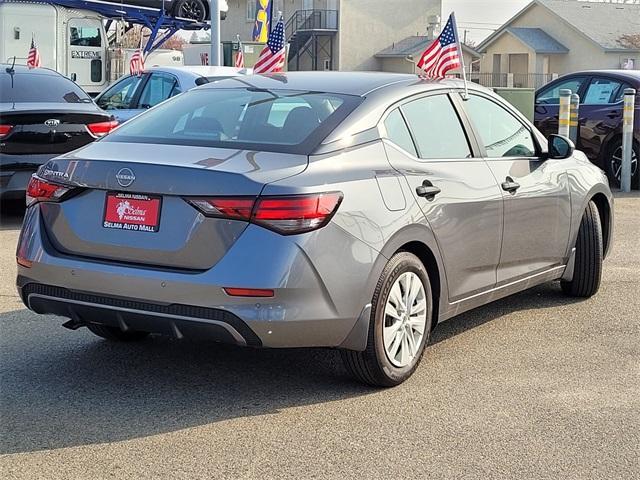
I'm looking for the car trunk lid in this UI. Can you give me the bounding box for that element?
[37,142,308,270]
[0,103,112,156]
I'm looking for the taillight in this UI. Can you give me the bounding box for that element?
[86,119,118,137]
[188,197,254,220]
[0,124,13,138]
[253,192,343,234]
[187,192,343,235]
[26,175,73,206]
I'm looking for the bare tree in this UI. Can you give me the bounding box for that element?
[618,34,640,49]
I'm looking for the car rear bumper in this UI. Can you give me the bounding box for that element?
[16,205,380,349]
[20,282,262,346]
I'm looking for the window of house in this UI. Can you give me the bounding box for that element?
[247,1,257,21]
[584,77,624,105]
[383,109,416,156]
[401,95,472,159]
[536,76,587,104]
[464,95,536,158]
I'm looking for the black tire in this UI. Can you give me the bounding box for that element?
[172,0,208,22]
[86,324,149,342]
[561,200,603,298]
[341,252,433,387]
[604,138,639,190]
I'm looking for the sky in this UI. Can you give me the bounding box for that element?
[442,0,531,44]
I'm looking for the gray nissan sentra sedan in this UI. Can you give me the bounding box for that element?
[16,72,613,386]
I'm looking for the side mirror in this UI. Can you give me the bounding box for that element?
[547,134,574,160]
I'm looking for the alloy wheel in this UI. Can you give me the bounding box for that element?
[611,145,638,184]
[179,1,205,21]
[383,272,427,368]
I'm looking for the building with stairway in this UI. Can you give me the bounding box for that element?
[220,0,442,71]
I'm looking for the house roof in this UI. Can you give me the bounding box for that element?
[478,0,640,53]
[505,27,568,54]
[375,36,480,59]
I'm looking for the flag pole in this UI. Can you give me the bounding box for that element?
[451,12,469,99]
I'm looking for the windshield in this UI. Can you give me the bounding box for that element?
[0,71,92,103]
[103,87,362,154]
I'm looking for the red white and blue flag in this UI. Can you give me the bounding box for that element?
[235,36,245,68]
[27,36,41,69]
[129,48,145,76]
[253,16,286,74]
[417,13,461,78]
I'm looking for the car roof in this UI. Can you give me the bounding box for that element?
[198,71,479,96]
[560,69,640,82]
[147,65,251,78]
[0,64,62,76]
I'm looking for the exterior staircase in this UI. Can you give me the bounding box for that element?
[285,9,338,71]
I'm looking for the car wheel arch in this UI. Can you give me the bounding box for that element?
[339,234,445,352]
[378,225,447,327]
[590,192,612,258]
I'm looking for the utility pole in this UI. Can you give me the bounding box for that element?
[209,0,221,66]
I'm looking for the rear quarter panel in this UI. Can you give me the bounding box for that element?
[262,140,449,328]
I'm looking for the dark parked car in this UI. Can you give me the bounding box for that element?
[106,0,228,22]
[0,65,116,200]
[535,70,640,188]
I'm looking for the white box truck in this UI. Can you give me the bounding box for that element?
[0,1,184,96]
[0,1,110,95]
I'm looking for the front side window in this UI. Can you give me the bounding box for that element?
[383,109,416,156]
[96,75,145,110]
[69,26,101,47]
[465,95,536,158]
[138,73,179,109]
[401,95,472,159]
[104,88,361,154]
[536,77,586,104]
[584,77,623,105]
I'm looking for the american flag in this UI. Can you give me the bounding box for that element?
[129,48,145,76]
[417,13,461,78]
[235,36,245,69]
[27,36,41,69]
[253,16,286,74]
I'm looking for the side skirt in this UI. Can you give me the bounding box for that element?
[438,265,566,323]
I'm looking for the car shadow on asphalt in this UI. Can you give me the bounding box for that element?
[0,200,26,231]
[0,282,581,455]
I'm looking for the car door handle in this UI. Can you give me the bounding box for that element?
[416,180,441,200]
[606,112,620,119]
[501,177,520,194]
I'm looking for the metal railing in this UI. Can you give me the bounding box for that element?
[457,72,557,89]
[285,9,338,39]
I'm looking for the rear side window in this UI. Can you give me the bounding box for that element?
[584,77,623,105]
[465,95,536,158]
[105,88,361,154]
[401,95,472,159]
[383,109,416,156]
[0,72,92,103]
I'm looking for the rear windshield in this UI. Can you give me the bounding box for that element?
[103,87,362,154]
[0,71,92,103]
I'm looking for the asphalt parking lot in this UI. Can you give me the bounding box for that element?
[0,195,638,480]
